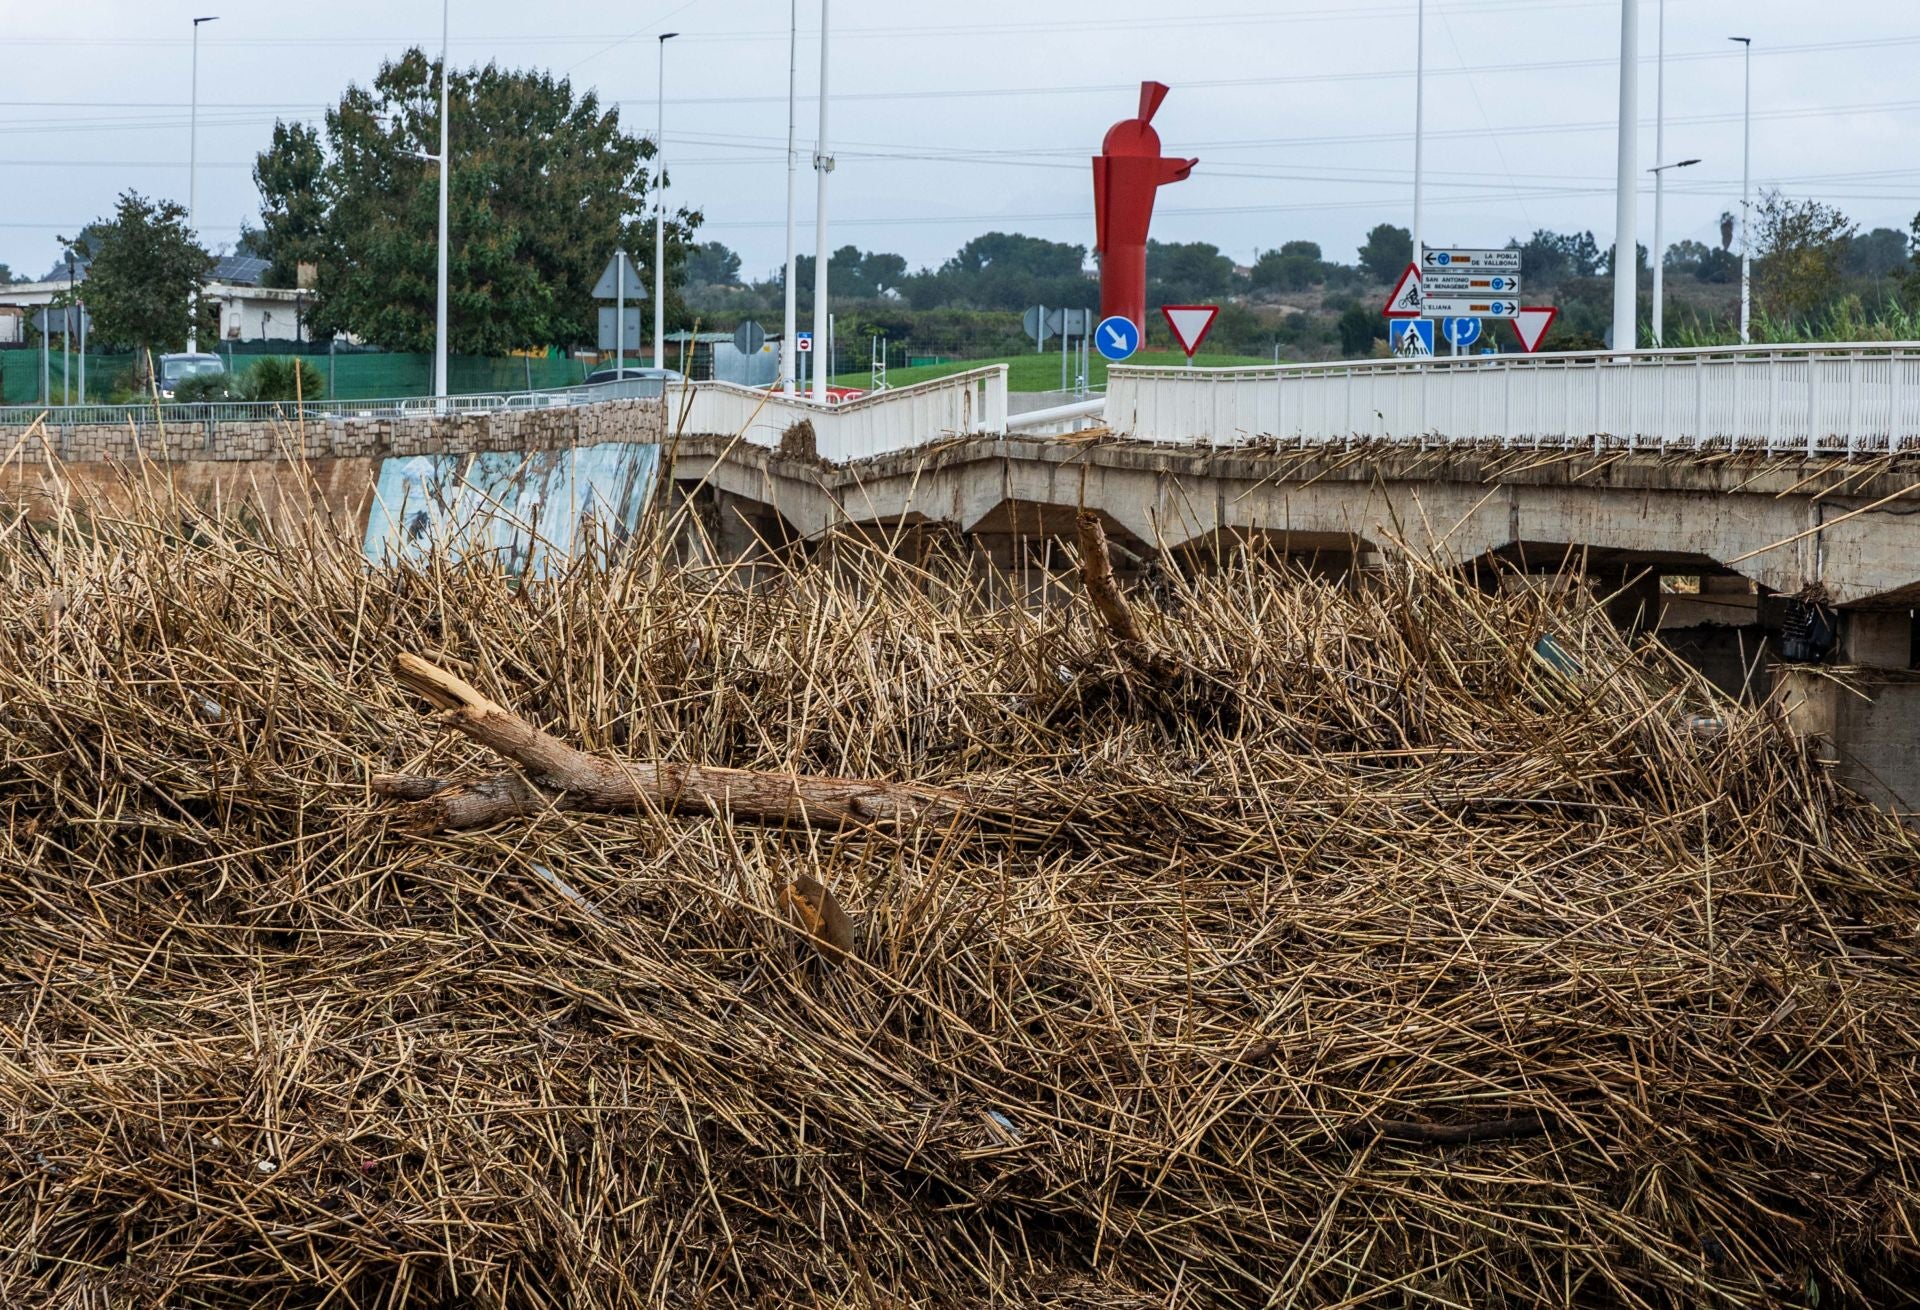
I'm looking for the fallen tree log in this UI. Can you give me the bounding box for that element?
[373,653,967,832]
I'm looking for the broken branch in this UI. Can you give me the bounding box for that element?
[376,653,966,832]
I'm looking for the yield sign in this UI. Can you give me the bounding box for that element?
[1381,262,1422,318]
[1161,304,1220,357]
[1510,306,1559,353]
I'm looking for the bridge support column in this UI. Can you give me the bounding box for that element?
[1776,607,1920,822]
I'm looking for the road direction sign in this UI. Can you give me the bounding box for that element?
[1094,314,1140,362]
[795,331,813,353]
[1388,318,1435,357]
[1421,297,1521,319]
[1422,273,1521,295]
[597,306,642,351]
[1382,262,1423,318]
[591,251,644,299]
[1023,305,1054,345]
[1510,306,1559,353]
[733,320,767,355]
[1421,248,1521,271]
[1161,304,1219,358]
[1442,317,1482,351]
[1048,307,1093,338]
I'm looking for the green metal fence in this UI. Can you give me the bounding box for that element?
[0,349,592,405]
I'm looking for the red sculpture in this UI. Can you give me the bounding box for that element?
[1093,82,1198,333]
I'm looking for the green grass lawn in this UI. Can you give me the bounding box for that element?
[829,348,1279,393]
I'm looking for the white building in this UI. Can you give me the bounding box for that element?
[0,254,314,346]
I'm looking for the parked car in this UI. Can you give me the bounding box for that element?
[156,352,227,399]
[584,366,683,386]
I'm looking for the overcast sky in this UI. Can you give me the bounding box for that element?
[4,0,1916,283]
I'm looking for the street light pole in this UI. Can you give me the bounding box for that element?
[810,0,832,405]
[1731,36,1752,345]
[1651,0,1664,345]
[653,32,679,373]
[780,0,799,396]
[430,0,452,407]
[1650,158,1699,347]
[1610,0,1639,355]
[1411,0,1424,278]
[188,15,218,354]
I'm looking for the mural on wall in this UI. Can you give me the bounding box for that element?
[362,443,661,577]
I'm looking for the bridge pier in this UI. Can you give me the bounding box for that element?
[1777,608,1920,821]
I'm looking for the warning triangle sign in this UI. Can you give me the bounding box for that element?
[1161,304,1220,357]
[1382,263,1422,318]
[1510,306,1559,353]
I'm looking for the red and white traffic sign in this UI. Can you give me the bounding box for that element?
[1381,263,1422,318]
[1160,304,1220,358]
[1510,306,1559,353]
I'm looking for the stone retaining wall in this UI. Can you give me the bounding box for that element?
[0,397,664,465]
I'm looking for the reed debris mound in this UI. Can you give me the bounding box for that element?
[2,508,1918,1308]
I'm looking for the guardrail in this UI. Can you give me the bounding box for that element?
[1106,343,1920,455]
[675,366,1008,460]
[0,375,669,430]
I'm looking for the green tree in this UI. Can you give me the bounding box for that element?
[1665,239,1738,284]
[1356,223,1411,284]
[249,120,328,288]
[907,232,1089,311]
[1147,239,1235,303]
[265,48,699,353]
[685,240,742,287]
[1510,229,1602,287]
[1250,240,1324,293]
[1844,227,1908,279]
[62,191,213,378]
[1335,300,1383,357]
[0,263,14,285]
[1754,190,1856,320]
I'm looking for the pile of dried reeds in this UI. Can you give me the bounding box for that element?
[2,479,1918,1309]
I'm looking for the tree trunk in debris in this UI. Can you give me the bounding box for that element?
[374,653,966,832]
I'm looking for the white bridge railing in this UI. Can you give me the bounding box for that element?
[1106,343,1920,455]
[676,366,1007,461]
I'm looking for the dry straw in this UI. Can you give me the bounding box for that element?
[1,456,1917,1309]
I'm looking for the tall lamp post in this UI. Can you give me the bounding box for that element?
[780,0,799,396]
[1411,0,1424,286]
[809,0,833,404]
[188,15,218,354]
[1610,0,1638,355]
[1649,157,1699,347]
[653,32,679,372]
[434,0,451,405]
[1730,36,1752,345]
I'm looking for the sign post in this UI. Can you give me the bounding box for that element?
[1382,262,1423,318]
[1388,318,1435,357]
[1094,314,1140,363]
[592,252,643,370]
[1510,306,1559,353]
[1161,304,1219,365]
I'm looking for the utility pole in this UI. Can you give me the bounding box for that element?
[781,0,799,396]
[810,0,832,404]
[188,15,217,354]
[1610,0,1638,355]
[1411,0,1424,277]
[1652,0,1664,346]
[653,32,679,372]
[1731,36,1753,345]
[434,0,450,406]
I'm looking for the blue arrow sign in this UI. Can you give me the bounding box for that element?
[1443,317,1482,350]
[1094,315,1140,362]
[1486,276,1518,293]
